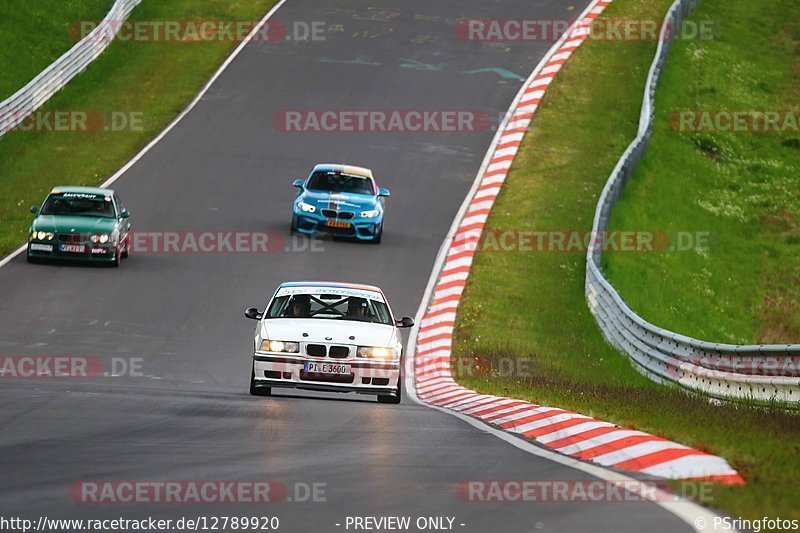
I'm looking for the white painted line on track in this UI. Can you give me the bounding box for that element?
[0,0,290,271]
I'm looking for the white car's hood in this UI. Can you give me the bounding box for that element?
[261,318,396,347]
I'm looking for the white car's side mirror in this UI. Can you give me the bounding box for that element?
[245,307,263,320]
[396,316,414,328]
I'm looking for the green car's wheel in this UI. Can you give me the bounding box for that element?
[111,248,121,268]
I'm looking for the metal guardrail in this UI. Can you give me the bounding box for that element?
[585,0,800,404]
[0,0,142,137]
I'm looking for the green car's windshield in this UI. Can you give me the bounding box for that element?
[306,171,374,195]
[40,193,115,218]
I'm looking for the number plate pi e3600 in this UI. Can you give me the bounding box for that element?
[304,362,350,375]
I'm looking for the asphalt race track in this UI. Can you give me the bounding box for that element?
[0,1,694,531]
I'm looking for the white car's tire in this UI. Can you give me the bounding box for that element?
[249,362,272,397]
[378,383,401,404]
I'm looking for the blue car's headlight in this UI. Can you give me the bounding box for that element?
[297,201,316,213]
[360,209,380,218]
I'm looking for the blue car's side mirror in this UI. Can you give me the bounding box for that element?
[292,179,304,188]
[378,188,391,197]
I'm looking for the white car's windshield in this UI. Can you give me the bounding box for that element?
[265,293,392,325]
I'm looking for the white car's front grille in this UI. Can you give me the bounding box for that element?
[304,343,353,359]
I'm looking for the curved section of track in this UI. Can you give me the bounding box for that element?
[0,1,696,531]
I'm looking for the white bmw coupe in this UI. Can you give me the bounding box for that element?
[245,281,414,403]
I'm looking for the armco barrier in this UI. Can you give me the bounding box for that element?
[585,0,800,405]
[0,0,142,137]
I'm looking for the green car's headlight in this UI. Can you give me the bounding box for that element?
[298,202,316,213]
[357,346,396,360]
[90,234,111,244]
[32,231,54,241]
[259,340,300,353]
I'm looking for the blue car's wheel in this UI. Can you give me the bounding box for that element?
[372,224,383,244]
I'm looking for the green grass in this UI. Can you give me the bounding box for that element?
[604,0,800,344]
[0,0,278,256]
[453,0,800,520]
[0,0,113,101]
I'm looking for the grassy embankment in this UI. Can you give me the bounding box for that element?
[0,0,278,255]
[0,0,111,100]
[452,0,800,520]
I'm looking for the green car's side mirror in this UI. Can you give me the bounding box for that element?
[119,210,130,219]
[29,206,39,215]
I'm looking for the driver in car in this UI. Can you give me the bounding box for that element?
[286,295,311,318]
[347,298,370,320]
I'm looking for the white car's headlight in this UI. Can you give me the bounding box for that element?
[297,202,316,213]
[90,234,111,244]
[360,209,380,218]
[260,340,300,353]
[357,346,396,360]
[32,231,54,241]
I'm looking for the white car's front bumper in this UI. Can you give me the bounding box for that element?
[252,352,400,396]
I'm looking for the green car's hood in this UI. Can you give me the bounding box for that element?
[32,215,118,234]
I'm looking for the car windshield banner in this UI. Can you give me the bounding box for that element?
[275,286,384,303]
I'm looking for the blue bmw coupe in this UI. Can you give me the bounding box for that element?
[291,164,390,243]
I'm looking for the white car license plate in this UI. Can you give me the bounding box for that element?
[304,362,350,375]
[30,243,53,252]
[60,244,85,253]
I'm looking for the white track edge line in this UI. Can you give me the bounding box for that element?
[0,0,290,271]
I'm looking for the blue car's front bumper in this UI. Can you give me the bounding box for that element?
[292,211,382,241]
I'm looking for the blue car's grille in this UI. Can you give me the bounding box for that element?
[320,209,355,220]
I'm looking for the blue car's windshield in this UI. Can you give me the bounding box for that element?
[40,193,115,218]
[306,171,374,195]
